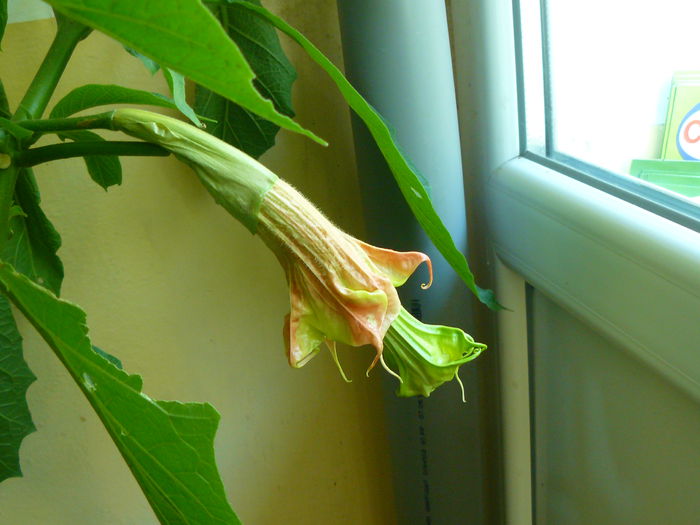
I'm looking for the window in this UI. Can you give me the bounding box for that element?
[517,0,700,230]
[448,1,700,523]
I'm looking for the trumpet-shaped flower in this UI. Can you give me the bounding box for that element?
[256,178,431,368]
[112,109,485,397]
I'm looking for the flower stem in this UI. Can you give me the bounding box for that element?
[14,141,170,168]
[16,112,116,134]
[0,80,10,119]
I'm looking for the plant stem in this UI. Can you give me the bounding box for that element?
[0,163,19,250]
[15,141,169,167]
[13,18,90,121]
[0,81,10,154]
[0,80,18,249]
[0,80,10,119]
[16,112,116,134]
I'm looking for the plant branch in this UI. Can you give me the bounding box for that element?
[0,80,10,118]
[14,141,170,167]
[13,17,91,121]
[0,163,20,251]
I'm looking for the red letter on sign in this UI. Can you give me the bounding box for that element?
[683,120,700,143]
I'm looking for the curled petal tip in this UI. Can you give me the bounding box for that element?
[455,372,466,403]
[326,341,352,383]
[365,350,381,377]
[420,257,434,290]
[380,353,403,384]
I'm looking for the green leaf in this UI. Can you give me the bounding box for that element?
[49,84,178,119]
[163,68,203,128]
[0,294,36,482]
[124,47,161,74]
[232,2,501,310]
[60,130,122,189]
[195,0,296,158]
[44,0,325,146]
[3,169,64,295]
[0,0,7,50]
[0,263,241,525]
[92,345,122,369]
[195,90,275,159]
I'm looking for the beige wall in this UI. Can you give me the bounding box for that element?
[0,5,396,524]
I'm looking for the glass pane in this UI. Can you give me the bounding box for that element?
[518,0,547,156]
[521,0,700,207]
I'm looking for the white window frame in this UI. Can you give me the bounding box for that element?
[450,1,700,524]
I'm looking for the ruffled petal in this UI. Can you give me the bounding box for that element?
[353,237,433,289]
[284,261,395,367]
[285,272,325,367]
[332,285,389,348]
[284,314,324,368]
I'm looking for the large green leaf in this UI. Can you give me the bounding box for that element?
[43,0,325,146]
[0,294,36,482]
[0,0,7,50]
[232,2,501,310]
[49,84,178,119]
[195,0,296,158]
[59,130,122,189]
[3,170,64,295]
[0,263,241,525]
[0,170,63,483]
[0,53,43,487]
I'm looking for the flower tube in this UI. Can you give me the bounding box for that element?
[256,177,430,369]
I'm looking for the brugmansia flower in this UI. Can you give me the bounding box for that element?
[111,109,485,397]
[256,177,432,371]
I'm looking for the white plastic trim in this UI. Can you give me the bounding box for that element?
[488,157,700,403]
[495,261,532,525]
